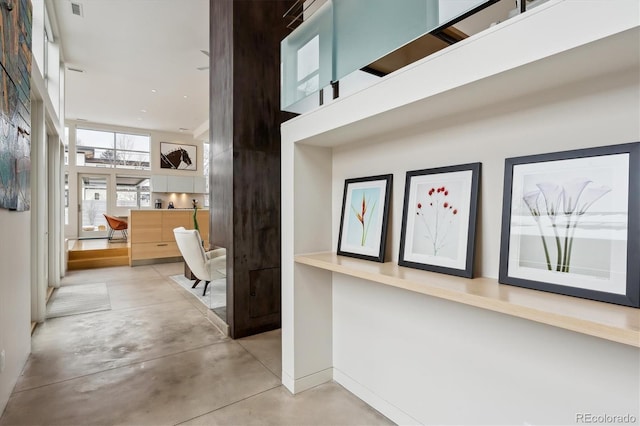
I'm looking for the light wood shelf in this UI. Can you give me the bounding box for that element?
[294,252,640,348]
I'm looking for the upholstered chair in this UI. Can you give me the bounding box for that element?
[173,227,226,295]
[103,214,128,241]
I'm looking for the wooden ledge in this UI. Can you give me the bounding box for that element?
[294,252,640,348]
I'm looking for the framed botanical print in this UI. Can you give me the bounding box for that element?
[499,142,639,307]
[399,163,481,278]
[337,174,393,263]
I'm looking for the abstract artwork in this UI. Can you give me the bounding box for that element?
[399,163,480,278]
[160,142,197,170]
[0,0,32,211]
[337,174,392,262]
[499,143,640,307]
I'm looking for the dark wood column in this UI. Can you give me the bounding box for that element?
[209,0,296,338]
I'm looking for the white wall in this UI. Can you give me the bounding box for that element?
[281,1,640,424]
[329,67,640,425]
[0,210,32,414]
[1,0,66,414]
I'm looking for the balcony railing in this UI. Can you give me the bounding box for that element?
[281,0,547,115]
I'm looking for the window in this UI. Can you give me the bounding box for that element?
[116,176,151,208]
[76,128,151,170]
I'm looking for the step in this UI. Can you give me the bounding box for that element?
[68,247,129,260]
[67,255,129,270]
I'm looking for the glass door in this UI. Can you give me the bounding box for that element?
[78,174,109,238]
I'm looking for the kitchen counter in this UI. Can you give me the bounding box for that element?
[128,209,209,266]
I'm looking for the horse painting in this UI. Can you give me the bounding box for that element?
[160,143,196,170]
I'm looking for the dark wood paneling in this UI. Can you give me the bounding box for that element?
[209,0,295,338]
[249,268,280,319]
[209,0,233,159]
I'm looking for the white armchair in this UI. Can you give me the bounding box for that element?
[173,227,226,296]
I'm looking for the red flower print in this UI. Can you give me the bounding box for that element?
[443,202,449,208]
[417,203,422,209]
[453,209,458,215]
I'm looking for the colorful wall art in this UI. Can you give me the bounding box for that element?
[0,0,32,211]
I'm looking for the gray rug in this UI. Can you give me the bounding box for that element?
[170,274,226,310]
[47,283,111,319]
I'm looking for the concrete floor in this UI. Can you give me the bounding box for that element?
[0,262,392,426]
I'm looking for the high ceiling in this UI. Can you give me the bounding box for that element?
[51,0,210,137]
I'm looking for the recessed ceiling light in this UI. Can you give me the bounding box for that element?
[183,95,188,99]
[140,109,147,113]
[151,89,157,93]
[179,128,189,132]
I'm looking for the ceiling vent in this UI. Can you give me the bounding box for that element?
[67,67,85,73]
[71,2,83,17]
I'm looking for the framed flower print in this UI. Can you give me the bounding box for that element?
[337,174,393,263]
[399,163,481,278]
[499,142,640,307]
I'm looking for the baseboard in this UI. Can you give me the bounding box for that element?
[206,310,229,336]
[333,368,421,426]
[281,367,333,394]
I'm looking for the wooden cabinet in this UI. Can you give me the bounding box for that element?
[167,176,193,193]
[129,209,209,265]
[160,211,190,242]
[193,176,207,193]
[150,175,208,193]
[129,211,162,243]
[150,175,168,192]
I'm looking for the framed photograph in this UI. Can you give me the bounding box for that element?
[160,142,197,170]
[337,174,393,262]
[399,163,481,278]
[499,142,639,307]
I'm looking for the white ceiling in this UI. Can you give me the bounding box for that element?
[50,0,210,138]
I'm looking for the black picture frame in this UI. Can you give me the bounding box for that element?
[337,174,393,263]
[398,163,481,278]
[499,142,639,308]
[160,142,197,170]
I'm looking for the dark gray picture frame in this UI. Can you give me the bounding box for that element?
[398,163,481,278]
[337,174,393,263]
[499,142,640,308]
